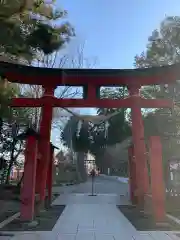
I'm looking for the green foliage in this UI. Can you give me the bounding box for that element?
[61,117,91,153]
[0,0,75,131]
[94,87,131,147]
[61,111,131,156]
[98,87,128,114]
[0,79,35,184]
[0,0,75,61]
[61,87,131,166]
[0,121,26,184]
[0,0,75,184]
[0,79,30,123]
[135,16,180,68]
[72,123,91,153]
[134,15,180,163]
[0,79,19,119]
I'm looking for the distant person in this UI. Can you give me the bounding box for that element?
[90,169,96,177]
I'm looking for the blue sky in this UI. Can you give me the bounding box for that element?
[59,0,180,69]
[52,0,180,148]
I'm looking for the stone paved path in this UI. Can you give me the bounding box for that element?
[53,175,129,195]
[53,203,137,239]
[51,176,180,239]
[1,176,180,239]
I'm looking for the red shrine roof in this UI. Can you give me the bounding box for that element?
[1,61,180,86]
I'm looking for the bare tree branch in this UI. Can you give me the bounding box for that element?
[17,43,98,149]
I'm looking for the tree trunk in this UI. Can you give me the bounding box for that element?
[5,140,16,184]
[17,171,24,188]
[0,118,3,134]
[77,152,87,182]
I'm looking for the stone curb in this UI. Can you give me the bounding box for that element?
[100,174,129,184]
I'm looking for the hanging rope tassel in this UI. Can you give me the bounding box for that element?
[76,120,83,137]
[104,120,109,139]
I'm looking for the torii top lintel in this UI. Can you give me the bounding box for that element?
[1,61,180,86]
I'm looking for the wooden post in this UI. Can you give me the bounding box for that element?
[20,135,37,221]
[129,84,149,206]
[149,136,166,222]
[128,145,137,205]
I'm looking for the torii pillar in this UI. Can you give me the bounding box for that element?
[149,136,165,222]
[128,84,149,206]
[38,86,55,208]
[20,129,38,221]
[128,145,137,205]
[35,148,41,195]
[46,143,57,207]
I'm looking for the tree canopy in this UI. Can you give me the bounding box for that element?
[0,0,75,184]
[61,108,131,154]
[0,0,75,62]
[135,16,180,68]
[134,15,180,163]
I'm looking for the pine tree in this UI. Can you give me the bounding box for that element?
[0,0,75,62]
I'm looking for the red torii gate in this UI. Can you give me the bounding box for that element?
[1,60,180,222]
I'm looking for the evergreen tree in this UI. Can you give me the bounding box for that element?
[0,0,75,62]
